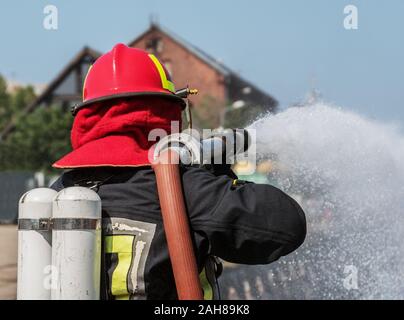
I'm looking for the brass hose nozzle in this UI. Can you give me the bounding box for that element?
[175,86,198,98]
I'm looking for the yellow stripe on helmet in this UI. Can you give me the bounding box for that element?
[82,64,93,101]
[148,54,175,93]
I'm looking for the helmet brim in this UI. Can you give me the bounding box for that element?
[72,91,186,116]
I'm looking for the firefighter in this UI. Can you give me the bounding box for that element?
[51,43,306,300]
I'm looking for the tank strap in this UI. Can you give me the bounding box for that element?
[200,255,223,300]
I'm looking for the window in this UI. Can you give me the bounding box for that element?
[146,37,163,53]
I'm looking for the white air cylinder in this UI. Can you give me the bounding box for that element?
[17,188,57,300]
[51,187,102,300]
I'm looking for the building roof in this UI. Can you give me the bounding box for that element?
[0,46,101,139]
[128,23,277,107]
[129,23,232,76]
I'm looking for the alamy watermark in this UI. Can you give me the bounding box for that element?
[43,5,58,30]
[43,265,58,290]
[343,5,358,30]
[343,265,359,290]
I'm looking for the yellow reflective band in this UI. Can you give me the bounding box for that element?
[82,64,93,100]
[199,268,213,300]
[148,54,175,93]
[104,235,135,299]
[115,294,130,300]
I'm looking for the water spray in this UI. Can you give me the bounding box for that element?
[230,102,404,299]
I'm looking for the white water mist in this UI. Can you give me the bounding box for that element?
[242,103,404,299]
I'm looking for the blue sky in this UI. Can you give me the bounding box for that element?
[1,0,403,128]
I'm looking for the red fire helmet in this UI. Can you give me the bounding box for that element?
[72,43,185,115]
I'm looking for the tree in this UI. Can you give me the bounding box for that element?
[0,104,73,173]
[0,74,36,132]
[0,75,11,130]
[10,85,36,117]
[0,73,73,173]
[191,95,224,130]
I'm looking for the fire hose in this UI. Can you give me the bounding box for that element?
[152,129,250,300]
[153,150,203,300]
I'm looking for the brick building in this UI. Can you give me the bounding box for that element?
[1,24,277,138]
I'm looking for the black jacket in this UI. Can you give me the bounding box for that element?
[51,165,306,300]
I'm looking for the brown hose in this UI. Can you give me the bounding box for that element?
[152,149,203,300]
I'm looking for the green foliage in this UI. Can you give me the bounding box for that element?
[0,105,73,173]
[192,95,223,130]
[11,85,36,116]
[0,74,73,173]
[224,104,269,128]
[0,75,36,132]
[0,76,11,130]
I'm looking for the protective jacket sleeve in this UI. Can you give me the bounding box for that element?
[181,166,307,265]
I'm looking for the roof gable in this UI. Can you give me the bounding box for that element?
[128,24,277,108]
[128,24,231,76]
[1,46,101,139]
[25,46,100,111]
